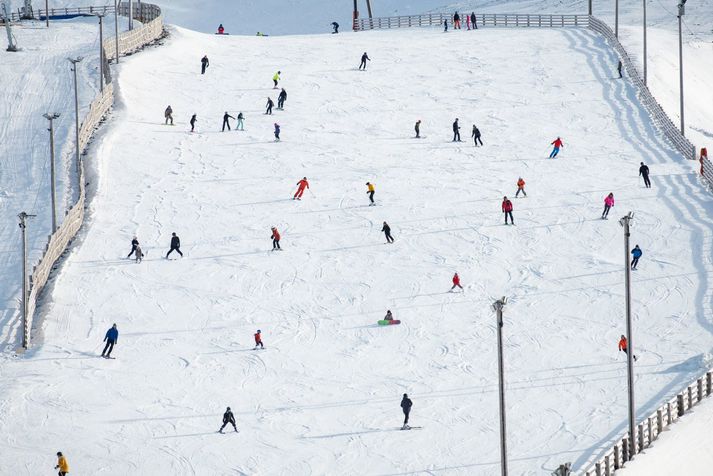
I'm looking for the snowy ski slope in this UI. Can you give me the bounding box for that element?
[2,25,713,475]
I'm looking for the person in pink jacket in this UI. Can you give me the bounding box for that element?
[602,193,615,219]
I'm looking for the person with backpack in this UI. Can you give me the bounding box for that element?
[366,182,375,205]
[265,97,274,115]
[236,112,245,131]
[382,221,394,243]
[602,193,614,219]
[222,111,235,131]
[201,55,209,74]
[101,323,118,358]
[293,177,309,200]
[277,88,287,109]
[452,118,461,142]
[502,196,514,225]
[515,178,527,197]
[639,162,651,188]
[164,105,173,125]
[549,137,564,158]
[415,120,421,138]
[631,245,642,270]
[272,70,281,88]
[271,227,281,250]
[274,123,281,141]
[218,407,238,433]
[166,232,183,258]
[471,124,483,146]
[190,114,198,132]
[254,330,264,349]
[359,52,370,70]
[400,394,413,430]
[450,273,463,291]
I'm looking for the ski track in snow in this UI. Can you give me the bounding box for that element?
[2,23,713,475]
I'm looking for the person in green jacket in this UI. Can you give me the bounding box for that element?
[273,70,281,89]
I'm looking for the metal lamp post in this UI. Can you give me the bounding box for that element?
[96,13,105,93]
[619,212,636,460]
[44,0,48,27]
[643,0,648,85]
[615,0,619,37]
[42,112,60,233]
[68,57,83,174]
[677,0,686,135]
[493,297,509,476]
[18,211,36,349]
[113,0,119,63]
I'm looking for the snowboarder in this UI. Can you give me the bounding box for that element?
[631,245,642,270]
[134,244,144,263]
[236,112,245,130]
[222,111,235,131]
[101,323,118,358]
[618,335,637,360]
[272,70,281,88]
[164,105,173,125]
[453,11,461,29]
[293,177,309,200]
[332,21,339,34]
[617,60,623,79]
[55,451,69,476]
[217,24,225,34]
[271,227,281,250]
[452,118,461,142]
[274,123,281,141]
[166,232,183,258]
[515,177,527,197]
[401,394,413,429]
[451,272,463,291]
[382,221,394,243]
[502,196,514,225]
[639,162,651,188]
[384,310,394,321]
[219,407,238,433]
[359,52,370,70]
[265,97,274,115]
[471,125,483,146]
[602,193,614,219]
[549,137,564,158]
[127,236,140,258]
[443,18,448,32]
[471,12,477,29]
[190,114,197,132]
[201,55,209,74]
[415,120,421,138]
[254,330,264,349]
[277,88,287,109]
[366,182,375,205]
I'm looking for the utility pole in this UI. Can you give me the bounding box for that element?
[113,0,119,63]
[43,0,48,27]
[677,0,686,135]
[643,0,647,85]
[588,0,592,15]
[18,211,36,350]
[493,297,509,476]
[619,212,636,460]
[42,112,60,233]
[97,13,105,93]
[365,0,372,19]
[68,57,83,174]
[128,0,133,30]
[615,0,619,37]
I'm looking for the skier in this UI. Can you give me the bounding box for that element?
[602,193,614,219]
[254,330,264,349]
[164,105,173,125]
[271,227,281,250]
[127,236,139,258]
[443,18,448,32]
[55,451,69,476]
[453,11,461,29]
[222,111,235,132]
[134,244,144,263]
[400,393,413,430]
[272,70,281,88]
[617,60,623,79]
[549,137,564,158]
[366,182,375,205]
[382,221,394,243]
[217,24,225,34]
[190,114,197,132]
[470,12,477,29]
[415,119,421,138]
[236,112,245,130]
[618,335,637,361]
[502,196,514,225]
[101,323,118,358]
[277,88,287,109]
[201,55,209,74]
[359,52,370,70]
[471,124,483,146]
[452,118,461,142]
[332,21,339,34]
[466,12,471,30]
[631,245,642,270]
[384,310,394,321]
[166,232,183,258]
[639,162,651,188]
[451,272,463,291]
[274,123,281,141]
[293,177,309,200]
[218,407,238,433]
[265,97,274,115]
[515,177,527,197]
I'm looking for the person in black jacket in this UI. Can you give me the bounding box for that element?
[452,118,461,142]
[222,112,235,131]
[265,97,274,115]
[471,125,483,146]
[219,407,238,433]
[401,394,413,429]
[277,89,287,110]
[470,12,477,29]
[382,221,394,243]
[201,55,209,74]
[639,162,651,188]
[190,114,198,132]
[359,52,370,70]
[127,236,139,258]
[332,21,339,34]
[166,232,183,258]
[415,120,421,138]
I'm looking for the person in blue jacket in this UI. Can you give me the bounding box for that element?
[631,245,642,270]
[274,123,281,141]
[101,323,118,358]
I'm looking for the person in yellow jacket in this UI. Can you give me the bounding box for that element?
[272,70,281,89]
[515,177,527,198]
[366,182,375,206]
[55,451,69,475]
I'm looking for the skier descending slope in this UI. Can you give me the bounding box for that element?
[254,330,264,349]
[265,97,274,115]
[271,227,281,250]
[502,196,514,225]
[549,137,564,158]
[382,221,394,243]
[450,272,463,291]
[618,335,637,361]
[471,124,483,146]
[631,245,642,270]
[359,52,370,70]
[366,182,375,205]
[601,193,615,219]
[639,162,651,188]
[401,394,413,430]
[201,55,209,74]
[293,177,309,200]
[218,407,238,433]
[274,123,281,141]
[272,70,281,88]
[101,324,118,358]
[277,88,287,110]
[515,177,527,197]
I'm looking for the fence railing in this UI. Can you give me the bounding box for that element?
[354,13,589,31]
[21,4,164,348]
[5,5,114,22]
[702,153,713,190]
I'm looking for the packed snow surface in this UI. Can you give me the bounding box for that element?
[2,25,713,475]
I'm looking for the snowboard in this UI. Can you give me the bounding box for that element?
[378,320,401,326]
[400,425,422,430]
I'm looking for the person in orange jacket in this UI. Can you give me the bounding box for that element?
[450,273,463,291]
[618,335,637,361]
[55,451,69,476]
[515,177,527,197]
[254,330,264,349]
[293,177,309,200]
[271,227,281,250]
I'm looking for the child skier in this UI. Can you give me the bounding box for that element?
[515,178,527,197]
[549,137,564,158]
[293,177,309,200]
[254,330,264,349]
[271,227,281,250]
[451,273,463,291]
[236,112,244,130]
[366,182,375,205]
[274,123,281,141]
[631,245,642,270]
[272,71,281,88]
[502,196,514,225]
[602,193,614,219]
[134,244,144,263]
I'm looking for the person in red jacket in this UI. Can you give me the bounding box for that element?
[618,334,637,361]
[271,227,281,250]
[293,177,309,200]
[254,330,264,349]
[450,273,463,291]
[549,137,564,158]
[502,196,514,225]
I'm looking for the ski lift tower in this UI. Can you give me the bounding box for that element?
[1,1,19,51]
[352,0,373,30]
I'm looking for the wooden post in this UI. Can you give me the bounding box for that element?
[688,386,694,408]
[707,371,712,396]
[622,438,629,463]
[595,462,602,476]
[698,378,704,402]
[657,409,663,433]
[647,417,653,446]
[613,445,620,469]
[667,401,673,424]
[638,423,645,451]
[678,394,685,416]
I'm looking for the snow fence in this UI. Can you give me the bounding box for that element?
[21,3,164,350]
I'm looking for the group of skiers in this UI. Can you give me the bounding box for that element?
[450,119,482,146]
[445,11,479,31]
